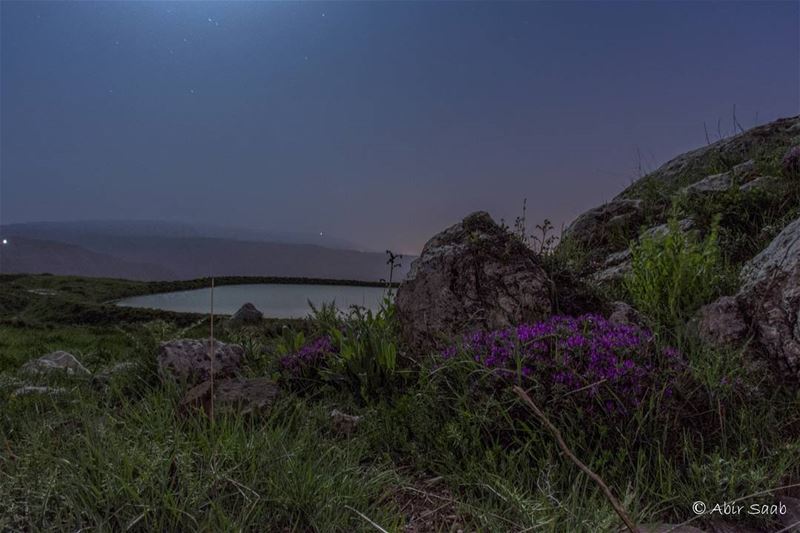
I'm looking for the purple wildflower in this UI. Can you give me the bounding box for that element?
[441,314,684,415]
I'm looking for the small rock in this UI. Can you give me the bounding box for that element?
[683,172,733,194]
[158,339,244,385]
[229,302,263,326]
[181,377,279,416]
[641,218,695,240]
[330,409,362,436]
[608,301,644,327]
[697,296,749,347]
[593,258,632,282]
[10,386,67,398]
[21,351,90,376]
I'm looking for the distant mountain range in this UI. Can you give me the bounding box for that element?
[0,221,412,282]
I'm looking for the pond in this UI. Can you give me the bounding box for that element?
[115,283,391,318]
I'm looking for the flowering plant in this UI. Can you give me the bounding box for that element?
[279,335,336,380]
[441,314,684,415]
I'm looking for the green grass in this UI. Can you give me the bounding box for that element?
[2,273,800,531]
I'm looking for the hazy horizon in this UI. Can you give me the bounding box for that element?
[2,1,798,255]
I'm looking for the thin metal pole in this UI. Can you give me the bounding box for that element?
[209,277,215,422]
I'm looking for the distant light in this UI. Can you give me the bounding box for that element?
[1,239,7,245]
[319,232,324,237]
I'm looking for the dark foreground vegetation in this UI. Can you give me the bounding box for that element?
[2,119,800,532]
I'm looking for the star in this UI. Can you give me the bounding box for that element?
[2,239,8,245]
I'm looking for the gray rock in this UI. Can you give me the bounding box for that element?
[330,409,362,436]
[229,302,263,326]
[593,262,631,282]
[608,301,644,326]
[157,339,244,385]
[562,199,643,260]
[697,296,749,347]
[700,217,800,379]
[738,216,800,377]
[181,377,279,416]
[740,175,782,193]
[396,212,551,349]
[641,218,695,240]
[10,386,68,398]
[683,171,733,194]
[21,351,90,376]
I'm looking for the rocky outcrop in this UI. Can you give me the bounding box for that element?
[157,339,244,385]
[699,217,800,379]
[561,116,800,278]
[229,302,263,326]
[624,116,799,196]
[181,377,279,416]
[396,212,551,349]
[21,351,90,376]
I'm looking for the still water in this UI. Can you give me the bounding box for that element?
[116,283,390,318]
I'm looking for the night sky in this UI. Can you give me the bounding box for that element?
[2,1,798,254]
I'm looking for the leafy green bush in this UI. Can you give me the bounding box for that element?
[625,219,729,328]
[325,298,399,403]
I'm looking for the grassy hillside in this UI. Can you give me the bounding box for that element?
[2,267,799,531]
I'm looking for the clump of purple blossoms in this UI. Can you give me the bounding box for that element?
[280,336,336,378]
[782,145,800,179]
[442,314,684,415]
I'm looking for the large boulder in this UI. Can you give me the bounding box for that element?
[21,351,90,376]
[229,302,263,326]
[699,216,800,379]
[181,377,279,416]
[395,212,552,349]
[738,216,800,377]
[157,339,244,385]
